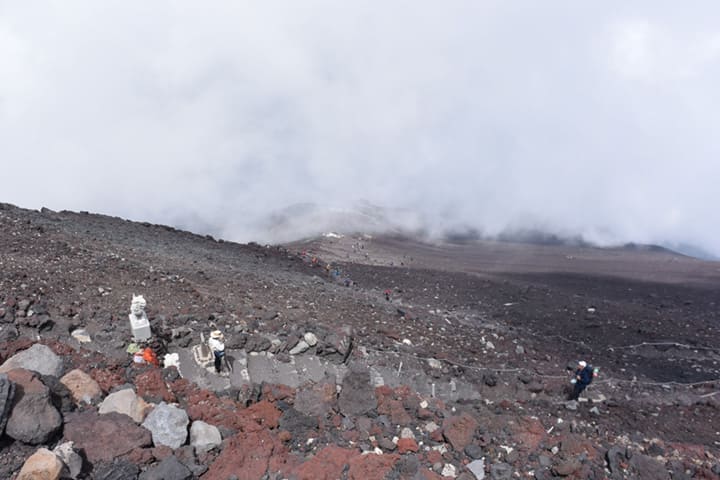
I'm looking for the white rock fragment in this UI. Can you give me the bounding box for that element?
[427,358,443,369]
[303,332,318,346]
[441,463,457,477]
[70,329,92,343]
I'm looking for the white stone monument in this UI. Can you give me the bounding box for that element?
[129,294,152,342]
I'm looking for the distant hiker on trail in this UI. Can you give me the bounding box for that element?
[569,360,594,400]
[384,289,392,301]
[208,330,226,375]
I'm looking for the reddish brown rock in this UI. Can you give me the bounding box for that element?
[89,367,125,394]
[245,400,282,429]
[513,416,546,451]
[348,452,400,479]
[134,368,176,403]
[559,433,599,460]
[202,429,285,480]
[293,446,358,480]
[63,410,152,463]
[442,413,478,451]
[397,438,419,454]
[262,383,296,403]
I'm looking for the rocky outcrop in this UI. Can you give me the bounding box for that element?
[0,344,64,377]
[5,369,62,444]
[142,402,189,449]
[92,460,140,480]
[63,410,152,463]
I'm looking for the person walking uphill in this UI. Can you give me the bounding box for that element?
[570,360,594,400]
[208,330,226,375]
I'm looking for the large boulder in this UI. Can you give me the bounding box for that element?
[0,344,64,377]
[142,402,189,449]
[60,369,102,405]
[189,420,222,454]
[338,368,377,417]
[17,447,64,480]
[138,455,193,480]
[99,388,150,423]
[5,369,62,444]
[63,410,152,463]
[0,373,15,434]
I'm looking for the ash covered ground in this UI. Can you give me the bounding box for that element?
[1,202,719,479]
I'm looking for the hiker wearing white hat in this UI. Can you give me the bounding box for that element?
[570,360,594,400]
[208,330,226,374]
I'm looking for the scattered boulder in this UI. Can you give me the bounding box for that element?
[138,455,193,480]
[189,420,222,455]
[99,388,150,423]
[5,369,62,444]
[338,369,377,417]
[53,441,83,479]
[142,402,189,449]
[60,369,102,405]
[17,447,64,480]
[63,410,152,463]
[0,344,64,377]
[0,373,15,434]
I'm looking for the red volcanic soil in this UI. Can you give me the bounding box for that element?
[1,203,719,479]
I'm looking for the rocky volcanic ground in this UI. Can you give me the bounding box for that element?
[1,201,719,479]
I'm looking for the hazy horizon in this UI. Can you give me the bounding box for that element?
[2,2,719,256]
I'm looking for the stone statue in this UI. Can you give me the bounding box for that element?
[129,294,152,341]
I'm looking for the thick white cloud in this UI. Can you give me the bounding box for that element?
[1,2,719,254]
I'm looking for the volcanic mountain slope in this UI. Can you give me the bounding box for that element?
[0,201,719,479]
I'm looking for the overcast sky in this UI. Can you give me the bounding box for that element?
[1,2,719,254]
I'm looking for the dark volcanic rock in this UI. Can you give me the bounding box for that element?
[64,410,152,463]
[5,368,62,444]
[245,334,271,352]
[294,381,337,418]
[92,459,140,480]
[138,455,193,480]
[278,407,319,439]
[0,373,15,434]
[338,368,377,417]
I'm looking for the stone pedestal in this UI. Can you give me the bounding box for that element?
[129,314,151,342]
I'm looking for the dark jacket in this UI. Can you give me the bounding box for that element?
[576,366,594,386]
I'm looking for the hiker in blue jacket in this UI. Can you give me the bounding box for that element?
[569,360,594,400]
